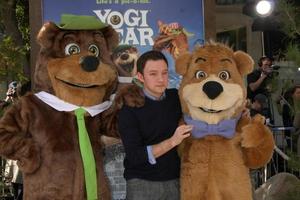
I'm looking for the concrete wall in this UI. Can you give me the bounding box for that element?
[204,0,216,40]
[215,4,263,63]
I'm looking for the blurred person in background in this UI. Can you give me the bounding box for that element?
[250,93,269,118]
[0,81,18,115]
[247,56,274,101]
[1,81,31,200]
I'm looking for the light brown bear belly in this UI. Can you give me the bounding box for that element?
[180,137,252,200]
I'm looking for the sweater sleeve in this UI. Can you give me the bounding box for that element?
[118,106,149,166]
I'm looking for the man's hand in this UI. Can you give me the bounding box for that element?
[152,125,192,159]
[170,125,192,147]
[260,72,268,79]
[261,66,272,78]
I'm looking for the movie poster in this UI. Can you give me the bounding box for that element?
[42,0,204,88]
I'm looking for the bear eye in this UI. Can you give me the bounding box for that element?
[88,44,99,57]
[195,70,207,79]
[65,43,80,55]
[218,70,230,80]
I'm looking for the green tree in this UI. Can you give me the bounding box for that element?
[0,0,30,83]
[277,0,300,66]
[277,3,300,199]
[277,0,300,113]
[0,36,27,82]
[0,2,30,196]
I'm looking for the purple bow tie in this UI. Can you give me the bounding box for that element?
[184,115,240,139]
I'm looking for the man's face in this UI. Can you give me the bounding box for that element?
[253,100,263,111]
[261,59,272,72]
[137,59,169,98]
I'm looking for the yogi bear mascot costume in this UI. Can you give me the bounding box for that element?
[0,14,120,200]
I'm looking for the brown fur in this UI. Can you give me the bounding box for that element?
[175,42,275,200]
[0,21,119,199]
[101,83,145,138]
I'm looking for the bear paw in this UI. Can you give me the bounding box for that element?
[241,114,269,148]
[115,83,145,108]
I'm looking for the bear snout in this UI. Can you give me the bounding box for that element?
[202,81,223,100]
[79,56,99,72]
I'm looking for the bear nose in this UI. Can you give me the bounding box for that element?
[202,81,223,100]
[121,54,129,60]
[79,56,99,72]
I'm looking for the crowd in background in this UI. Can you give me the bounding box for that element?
[0,81,31,200]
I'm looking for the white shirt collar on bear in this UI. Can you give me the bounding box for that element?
[34,91,115,117]
[118,76,133,83]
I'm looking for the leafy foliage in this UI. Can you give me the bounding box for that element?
[0,0,30,83]
[286,43,300,67]
[0,36,28,82]
[277,0,300,175]
[15,0,30,52]
[277,0,300,38]
[277,0,300,66]
[287,151,300,170]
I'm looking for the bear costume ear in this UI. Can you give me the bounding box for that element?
[37,22,61,49]
[101,25,119,53]
[175,52,192,76]
[233,51,254,76]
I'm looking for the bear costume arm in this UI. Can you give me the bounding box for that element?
[100,83,145,138]
[0,99,40,174]
[240,114,275,169]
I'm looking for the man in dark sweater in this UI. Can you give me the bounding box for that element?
[118,50,192,200]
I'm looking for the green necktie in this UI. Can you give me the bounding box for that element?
[75,108,98,200]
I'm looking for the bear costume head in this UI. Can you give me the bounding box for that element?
[176,42,253,124]
[34,14,119,106]
[175,42,274,200]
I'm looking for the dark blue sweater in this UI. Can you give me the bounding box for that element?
[118,89,182,181]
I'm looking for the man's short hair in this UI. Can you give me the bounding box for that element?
[137,50,168,74]
[254,93,268,108]
[258,56,273,67]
